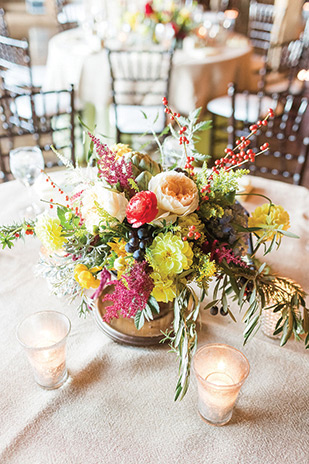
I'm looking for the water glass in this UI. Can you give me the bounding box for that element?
[9,146,44,218]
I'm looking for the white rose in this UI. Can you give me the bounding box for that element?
[81,183,128,233]
[148,171,199,223]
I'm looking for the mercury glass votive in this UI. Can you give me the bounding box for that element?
[17,311,71,389]
[193,344,250,426]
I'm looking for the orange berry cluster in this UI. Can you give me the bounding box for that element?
[25,225,34,236]
[182,225,201,241]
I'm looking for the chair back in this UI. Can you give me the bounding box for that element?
[0,86,76,181]
[106,46,174,142]
[0,35,34,94]
[248,1,274,54]
[0,8,9,37]
[228,83,309,185]
[55,0,79,31]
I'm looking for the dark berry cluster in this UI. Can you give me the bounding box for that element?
[125,227,153,262]
[209,305,228,316]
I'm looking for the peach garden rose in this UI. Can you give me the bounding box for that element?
[148,171,199,223]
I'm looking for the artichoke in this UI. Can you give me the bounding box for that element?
[124,151,162,190]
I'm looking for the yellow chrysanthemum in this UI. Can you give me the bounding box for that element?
[147,231,193,277]
[248,204,290,241]
[74,264,100,289]
[107,238,127,258]
[35,214,66,252]
[151,271,176,303]
[110,143,132,160]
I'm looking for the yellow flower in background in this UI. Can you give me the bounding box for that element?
[74,264,100,289]
[35,214,66,252]
[151,271,176,303]
[123,12,140,31]
[248,204,290,241]
[179,8,190,21]
[147,231,193,277]
[110,143,133,160]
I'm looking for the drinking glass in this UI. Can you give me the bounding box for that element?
[9,146,44,218]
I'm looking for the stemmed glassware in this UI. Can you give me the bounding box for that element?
[9,146,45,219]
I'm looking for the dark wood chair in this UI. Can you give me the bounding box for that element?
[260,39,306,95]
[0,86,77,182]
[227,85,309,185]
[106,46,174,144]
[0,35,45,94]
[0,8,9,37]
[248,0,274,55]
[207,37,306,153]
[55,0,81,31]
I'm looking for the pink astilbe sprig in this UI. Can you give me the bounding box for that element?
[101,261,154,323]
[88,132,135,195]
[203,240,249,268]
[91,268,112,301]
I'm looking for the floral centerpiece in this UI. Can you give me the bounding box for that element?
[1,101,308,400]
[123,0,199,44]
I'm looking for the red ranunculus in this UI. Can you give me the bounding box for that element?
[126,191,158,228]
[145,2,153,16]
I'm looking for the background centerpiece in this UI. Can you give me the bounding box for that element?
[1,103,308,400]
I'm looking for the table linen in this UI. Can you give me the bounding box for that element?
[0,175,308,464]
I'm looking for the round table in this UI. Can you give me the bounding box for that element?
[0,175,309,463]
[43,28,252,115]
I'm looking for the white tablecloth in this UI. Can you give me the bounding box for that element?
[43,29,252,115]
[1,175,309,464]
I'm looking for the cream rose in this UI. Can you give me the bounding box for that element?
[81,183,128,233]
[148,171,199,223]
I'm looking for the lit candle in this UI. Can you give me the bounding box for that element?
[17,311,71,389]
[193,344,250,425]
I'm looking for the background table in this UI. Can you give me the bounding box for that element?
[43,28,252,116]
[0,175,309,464]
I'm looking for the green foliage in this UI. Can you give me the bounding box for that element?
[161,284,200,401]
[0,220,35,249]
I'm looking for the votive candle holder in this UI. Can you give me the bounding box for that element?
[193,344,250,426]
[17,311,71,389]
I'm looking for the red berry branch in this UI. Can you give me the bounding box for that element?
[212,108,274,174]
[162,98,274,203]
[162,97,194,173]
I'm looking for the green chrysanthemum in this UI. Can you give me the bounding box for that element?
[147,231,193,277]
[35,214,66,252]
[150,271,176,303]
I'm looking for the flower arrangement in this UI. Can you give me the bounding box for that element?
[1,102,308,400]
[123,0,198,43]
